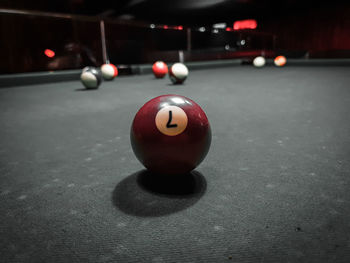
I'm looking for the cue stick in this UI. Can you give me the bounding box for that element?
[100,20,109,64]
[179,50,184,63]
[186,28,192,51]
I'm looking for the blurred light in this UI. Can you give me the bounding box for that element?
[163,25,168,29]
[213,23,226,29]
[225,27,232,32]
[44,49,55,58]
[177,25,183,30]
[233,19,257,30]
[225,45,230,50]
[212,29,219,34]
[160,102,170,108]
[199,27,206,32]
[240,40,246,45]
[150,24,155,29]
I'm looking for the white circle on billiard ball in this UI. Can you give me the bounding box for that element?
[80,72,98,89]
[155,106,188,136]
[101,64,116,80]
[253,56,266,67]
[156,61,166,68]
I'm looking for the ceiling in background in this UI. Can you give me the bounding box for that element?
[0,0,345,25]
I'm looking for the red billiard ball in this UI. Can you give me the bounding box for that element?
[152,61,168,78]
[274,55,287,67]
[130,94,211,175]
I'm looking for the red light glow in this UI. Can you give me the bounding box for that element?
[225,27,233,32]
[177,26,183,30]
[233,19,257,30]
[44,49,55,58]
[163,25,168,29]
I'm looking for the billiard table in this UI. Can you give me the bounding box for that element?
[1,60,350,262]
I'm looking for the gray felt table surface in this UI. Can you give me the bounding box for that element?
[1,65,350,262]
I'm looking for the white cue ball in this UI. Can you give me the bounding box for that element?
[253,56,266,68]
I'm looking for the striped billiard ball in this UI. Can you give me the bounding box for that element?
[80,67,102,89]
[169,63,189,84]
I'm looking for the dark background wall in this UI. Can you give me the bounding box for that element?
[261,5,350,54]
[0,2,350,73]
